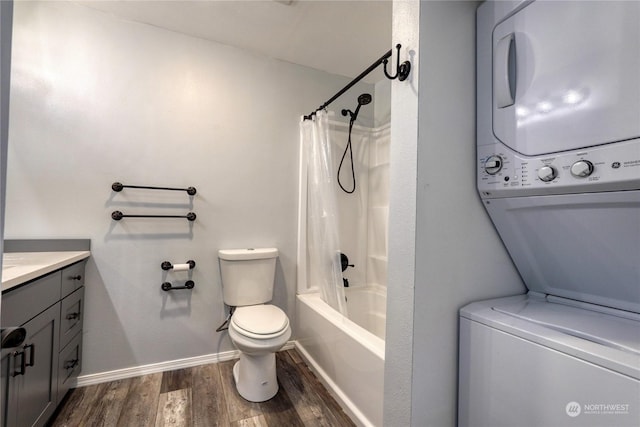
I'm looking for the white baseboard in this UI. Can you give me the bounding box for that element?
[294,342,372,427]
[74,340,296,388]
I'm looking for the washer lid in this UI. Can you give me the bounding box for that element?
[493,298,640,356]
[232,305,289,335]
[460,294,640,381]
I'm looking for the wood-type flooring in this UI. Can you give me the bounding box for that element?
[49,349,356,427]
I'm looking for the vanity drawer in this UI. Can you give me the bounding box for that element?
[57,332,82,399]
[60,287,84,350]
[61,261,86,298]
[1,271,61,327]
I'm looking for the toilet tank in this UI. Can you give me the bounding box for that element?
[218,248,278,306]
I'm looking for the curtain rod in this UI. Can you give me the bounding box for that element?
[303,44,411,120]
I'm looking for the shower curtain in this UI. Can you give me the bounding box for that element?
[300,111,348,316]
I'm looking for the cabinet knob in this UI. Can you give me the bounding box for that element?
[66,312,80,320]
[70,275,82,281]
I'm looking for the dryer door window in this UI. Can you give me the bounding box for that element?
[492,1,640,156]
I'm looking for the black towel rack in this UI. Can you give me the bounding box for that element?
[112,182,196,196]
[111,211,197,221]
[161,280,195,291]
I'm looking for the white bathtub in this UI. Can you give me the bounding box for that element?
[295,286,386,427]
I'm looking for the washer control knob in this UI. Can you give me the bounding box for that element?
[484,155,503,175]
[570,160,594,178]
[537,165,557,182]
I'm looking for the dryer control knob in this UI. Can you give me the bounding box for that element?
[537,165,557,182]
[484,155,503,175]
[570,160,594,178]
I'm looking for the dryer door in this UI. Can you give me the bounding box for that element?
[492,1,640,156]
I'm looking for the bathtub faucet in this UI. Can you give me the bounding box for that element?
[340,253,352,287]
[340,252,354,272]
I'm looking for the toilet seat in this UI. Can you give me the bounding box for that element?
[231,305,289,340]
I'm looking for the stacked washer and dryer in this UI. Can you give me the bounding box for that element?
[459,1,640,426]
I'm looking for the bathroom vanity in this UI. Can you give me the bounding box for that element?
[1,245,90,427]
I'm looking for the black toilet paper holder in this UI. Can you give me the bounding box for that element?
[161,260,196,271]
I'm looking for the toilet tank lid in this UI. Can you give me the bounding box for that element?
[218,248,278,261]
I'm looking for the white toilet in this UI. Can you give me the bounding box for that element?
[218,248,291,402]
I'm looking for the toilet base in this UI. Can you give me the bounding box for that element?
[233,352,279,402]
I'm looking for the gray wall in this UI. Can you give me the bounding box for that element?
[385,1,526,425]
[0,2,12,349]
[4,1,371,375]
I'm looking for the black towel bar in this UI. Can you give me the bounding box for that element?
[112,182,196,196]
[111,211,196,221]
[161,281,195,291]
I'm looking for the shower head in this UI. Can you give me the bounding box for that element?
[358,93,372,106]
[337,93,372,195]
[341,93,373,123]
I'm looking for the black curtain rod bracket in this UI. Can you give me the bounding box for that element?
[304,44,411,120]
[112,182,196,196]
[384,44,411,81]
[111,211,197,221]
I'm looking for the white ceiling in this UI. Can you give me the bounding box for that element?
[75,0,392,82]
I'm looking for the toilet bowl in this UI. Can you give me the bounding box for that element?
[218,248,291,402]
[227,304,291,402]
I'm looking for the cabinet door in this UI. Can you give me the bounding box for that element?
[1,348,19,427]
[13,304,60,427]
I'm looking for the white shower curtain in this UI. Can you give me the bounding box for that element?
[300,111,348,316]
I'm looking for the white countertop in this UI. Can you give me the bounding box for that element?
[2,251,91,292]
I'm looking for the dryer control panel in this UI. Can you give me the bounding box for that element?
[478,139,640,198]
